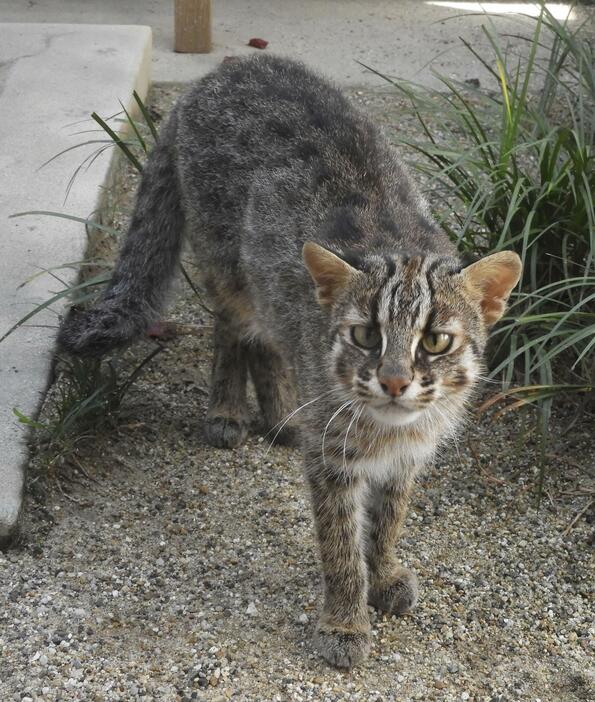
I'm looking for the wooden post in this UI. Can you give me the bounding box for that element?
[174,0,212,53]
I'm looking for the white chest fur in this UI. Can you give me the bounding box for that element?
[350,435,435,485]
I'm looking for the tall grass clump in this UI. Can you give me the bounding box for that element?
[14,348,162,474]
[366,6,594,433]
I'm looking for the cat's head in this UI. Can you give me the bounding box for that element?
[303,242,522,430]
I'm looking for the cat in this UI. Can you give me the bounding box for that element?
[58,55,521,668]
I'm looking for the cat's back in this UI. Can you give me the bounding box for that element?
[175,55,388,202]
[180,54,347,123]
[174,55,452,272]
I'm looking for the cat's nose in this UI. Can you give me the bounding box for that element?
[378,368,412,397]
[379,375,411,397]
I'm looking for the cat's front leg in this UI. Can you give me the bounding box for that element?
[306,458,371,668]
[366,477,419,616]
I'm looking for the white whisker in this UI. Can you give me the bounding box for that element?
[341,402,362,471]
[264,389,336,454]
[476,374,501,385]
[321,400,354,467]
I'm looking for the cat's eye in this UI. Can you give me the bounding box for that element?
[422,332,453,354]
[351,325,382,350]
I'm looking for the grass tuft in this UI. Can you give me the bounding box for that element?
[15,347,163,472]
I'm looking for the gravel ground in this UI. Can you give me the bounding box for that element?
[1,84,593,702]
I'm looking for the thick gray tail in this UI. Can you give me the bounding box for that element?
[58,114,185,357]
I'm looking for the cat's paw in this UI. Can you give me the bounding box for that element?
[204,416,248,448]
[369,567,419,615]
[314,624,371,669]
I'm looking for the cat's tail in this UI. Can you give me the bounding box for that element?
[57,113,185,357]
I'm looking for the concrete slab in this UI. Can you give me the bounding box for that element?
[0,24,151,545]
[0,0,587,87]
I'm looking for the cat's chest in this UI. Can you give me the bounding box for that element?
[348,430,435,483]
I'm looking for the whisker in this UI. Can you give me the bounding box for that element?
[264,389,336,453]
[354,402,365,436]
[321,400,354,467]
[342,401,361,471]
[476,374,501,385]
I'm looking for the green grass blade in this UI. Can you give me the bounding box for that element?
[10,210,120,236]
[133,90,159,143]
[119,99,147,153]
[91,111,144,172]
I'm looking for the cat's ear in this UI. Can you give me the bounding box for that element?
[462,251,522,326]
[302,242,357,306]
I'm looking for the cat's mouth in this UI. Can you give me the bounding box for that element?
[365,399,424,428]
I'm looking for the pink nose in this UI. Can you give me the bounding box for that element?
[379,375,410,397]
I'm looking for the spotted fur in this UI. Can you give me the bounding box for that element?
[57,56,521,669]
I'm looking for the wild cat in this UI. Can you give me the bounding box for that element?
[58,55,521,668]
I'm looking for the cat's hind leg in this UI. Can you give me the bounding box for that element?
[366,478,419,616]
[204,315,250,448]
[247,340,298,445]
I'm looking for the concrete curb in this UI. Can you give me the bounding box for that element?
[0,24,152,546]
